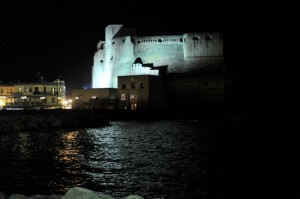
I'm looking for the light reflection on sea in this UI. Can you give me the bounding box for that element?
[0,119,207,198]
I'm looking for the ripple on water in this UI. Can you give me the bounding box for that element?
[0,119,207,198]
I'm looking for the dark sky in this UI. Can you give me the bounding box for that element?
[0,1,295,97]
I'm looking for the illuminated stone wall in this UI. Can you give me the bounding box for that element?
[92,24,225,88]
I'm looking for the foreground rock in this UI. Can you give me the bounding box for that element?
[1,187,155,199]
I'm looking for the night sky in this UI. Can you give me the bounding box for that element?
[0,1,296,98]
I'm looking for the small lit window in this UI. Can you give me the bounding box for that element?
[91,96,97,99]
[140,83,145,89]
[122,84,126,89]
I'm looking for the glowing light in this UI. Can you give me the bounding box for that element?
[63,98,73,109]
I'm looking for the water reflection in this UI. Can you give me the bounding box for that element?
[0,119,207,198]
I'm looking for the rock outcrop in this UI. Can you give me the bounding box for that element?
[0,187,152,199]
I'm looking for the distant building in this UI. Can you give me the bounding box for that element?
[72,88,117,109]
[0,84,14,109]
[92,24,225,88]
[1,79,66,110]
[118,75,165,110]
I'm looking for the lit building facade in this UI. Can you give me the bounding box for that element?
[0,84,14,109]
[92,24,225,88]
[2,79,66,109]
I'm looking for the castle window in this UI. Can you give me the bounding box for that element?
[100,44,104,49]
[205,35,213,40]
[131,38,135,43]
[193,36,200,40]
[158,38,163,42]
[137,40,141,43]
[180,38,183,42]
[122,38,126,42]
[110,56,113,60]
[112,41,115,45]
[121,84,126,89]
[100,60,103,62]
[131,83,136,89]
[140,83,145,89]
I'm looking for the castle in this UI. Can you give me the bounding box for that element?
[92,24,226,88]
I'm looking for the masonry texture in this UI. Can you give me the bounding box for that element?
[92,24,225,88]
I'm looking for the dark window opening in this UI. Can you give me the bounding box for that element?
[112,41,115,45]
[122,84,126,89]
[131,38,135,43]
[122,39,126,42]
[110,56,113,60]
[140,83,145,89]
[193,36,200,40]
[100,60,103,62]
[158,38,163,42]
[180,38,183,42]
[205,36,213,40]
[137,40,141,43]
[131,83,136,89]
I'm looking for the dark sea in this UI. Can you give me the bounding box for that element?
[0,119,207,198]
